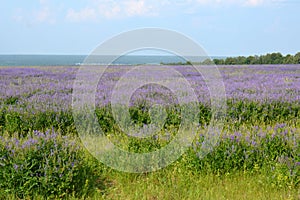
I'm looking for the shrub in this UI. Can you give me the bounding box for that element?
[192,126,299,187]
[0,130,104,199]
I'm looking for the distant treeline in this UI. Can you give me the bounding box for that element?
[210,52,300,65]
[162,52,300,65]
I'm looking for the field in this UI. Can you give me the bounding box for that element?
[0,64,299,199]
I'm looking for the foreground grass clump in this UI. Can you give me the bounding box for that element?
[100,166,300,200]
[104,123,300,188]
[0,124,299,199]
[98,125,299,199]
[0,130,104,199]
[191,125,300,187]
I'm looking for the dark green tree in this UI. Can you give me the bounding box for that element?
[213,58,225,65]
[294,52,300,64]
[225,57,236,65]
[283,54,294,64]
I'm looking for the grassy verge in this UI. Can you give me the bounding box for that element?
[99,167,300,200]
[0,123,299,199]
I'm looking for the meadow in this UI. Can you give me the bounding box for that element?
[0,64,299,199]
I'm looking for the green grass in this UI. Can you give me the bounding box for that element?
[98,168,300,200]
[1,125,299,199]
[3,160,299,200]
[0,100,299,199]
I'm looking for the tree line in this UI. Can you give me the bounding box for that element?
[200,52,300,65]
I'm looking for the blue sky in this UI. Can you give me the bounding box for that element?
[1,0,299,56]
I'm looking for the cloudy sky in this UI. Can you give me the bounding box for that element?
[1,0,299,56]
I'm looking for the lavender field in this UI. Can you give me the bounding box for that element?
[0,64,299,199]
[1,65,299,109]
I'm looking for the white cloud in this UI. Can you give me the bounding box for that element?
[123,0,152,16]
[13,0,272,25]
[34,0,57,24]
[35,7,55,24]
[65,0,159,22]
[244,0,265,6]
[195,0,267,6]
[12,0,57,25]
[97,1,122,19]
[66,8,97,22]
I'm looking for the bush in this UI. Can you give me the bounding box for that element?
[192,126,299,187]
[0,130,104,199]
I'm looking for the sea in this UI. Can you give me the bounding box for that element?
[0,55,223,66]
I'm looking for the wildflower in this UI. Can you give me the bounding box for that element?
[13,164,19,171]
[230,135,235,141]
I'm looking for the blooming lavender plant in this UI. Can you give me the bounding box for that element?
[0,65,299,111]
[0,65,299,135]
[0,130,103,198]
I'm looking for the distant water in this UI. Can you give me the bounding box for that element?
[0,55,221,66]
[0,55,86,66]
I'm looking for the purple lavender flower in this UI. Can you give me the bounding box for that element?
[13,164,19,171]
[21,138,38,149]
[245,136,251,143]
[230,135,235,141]
[251,140,257,146]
